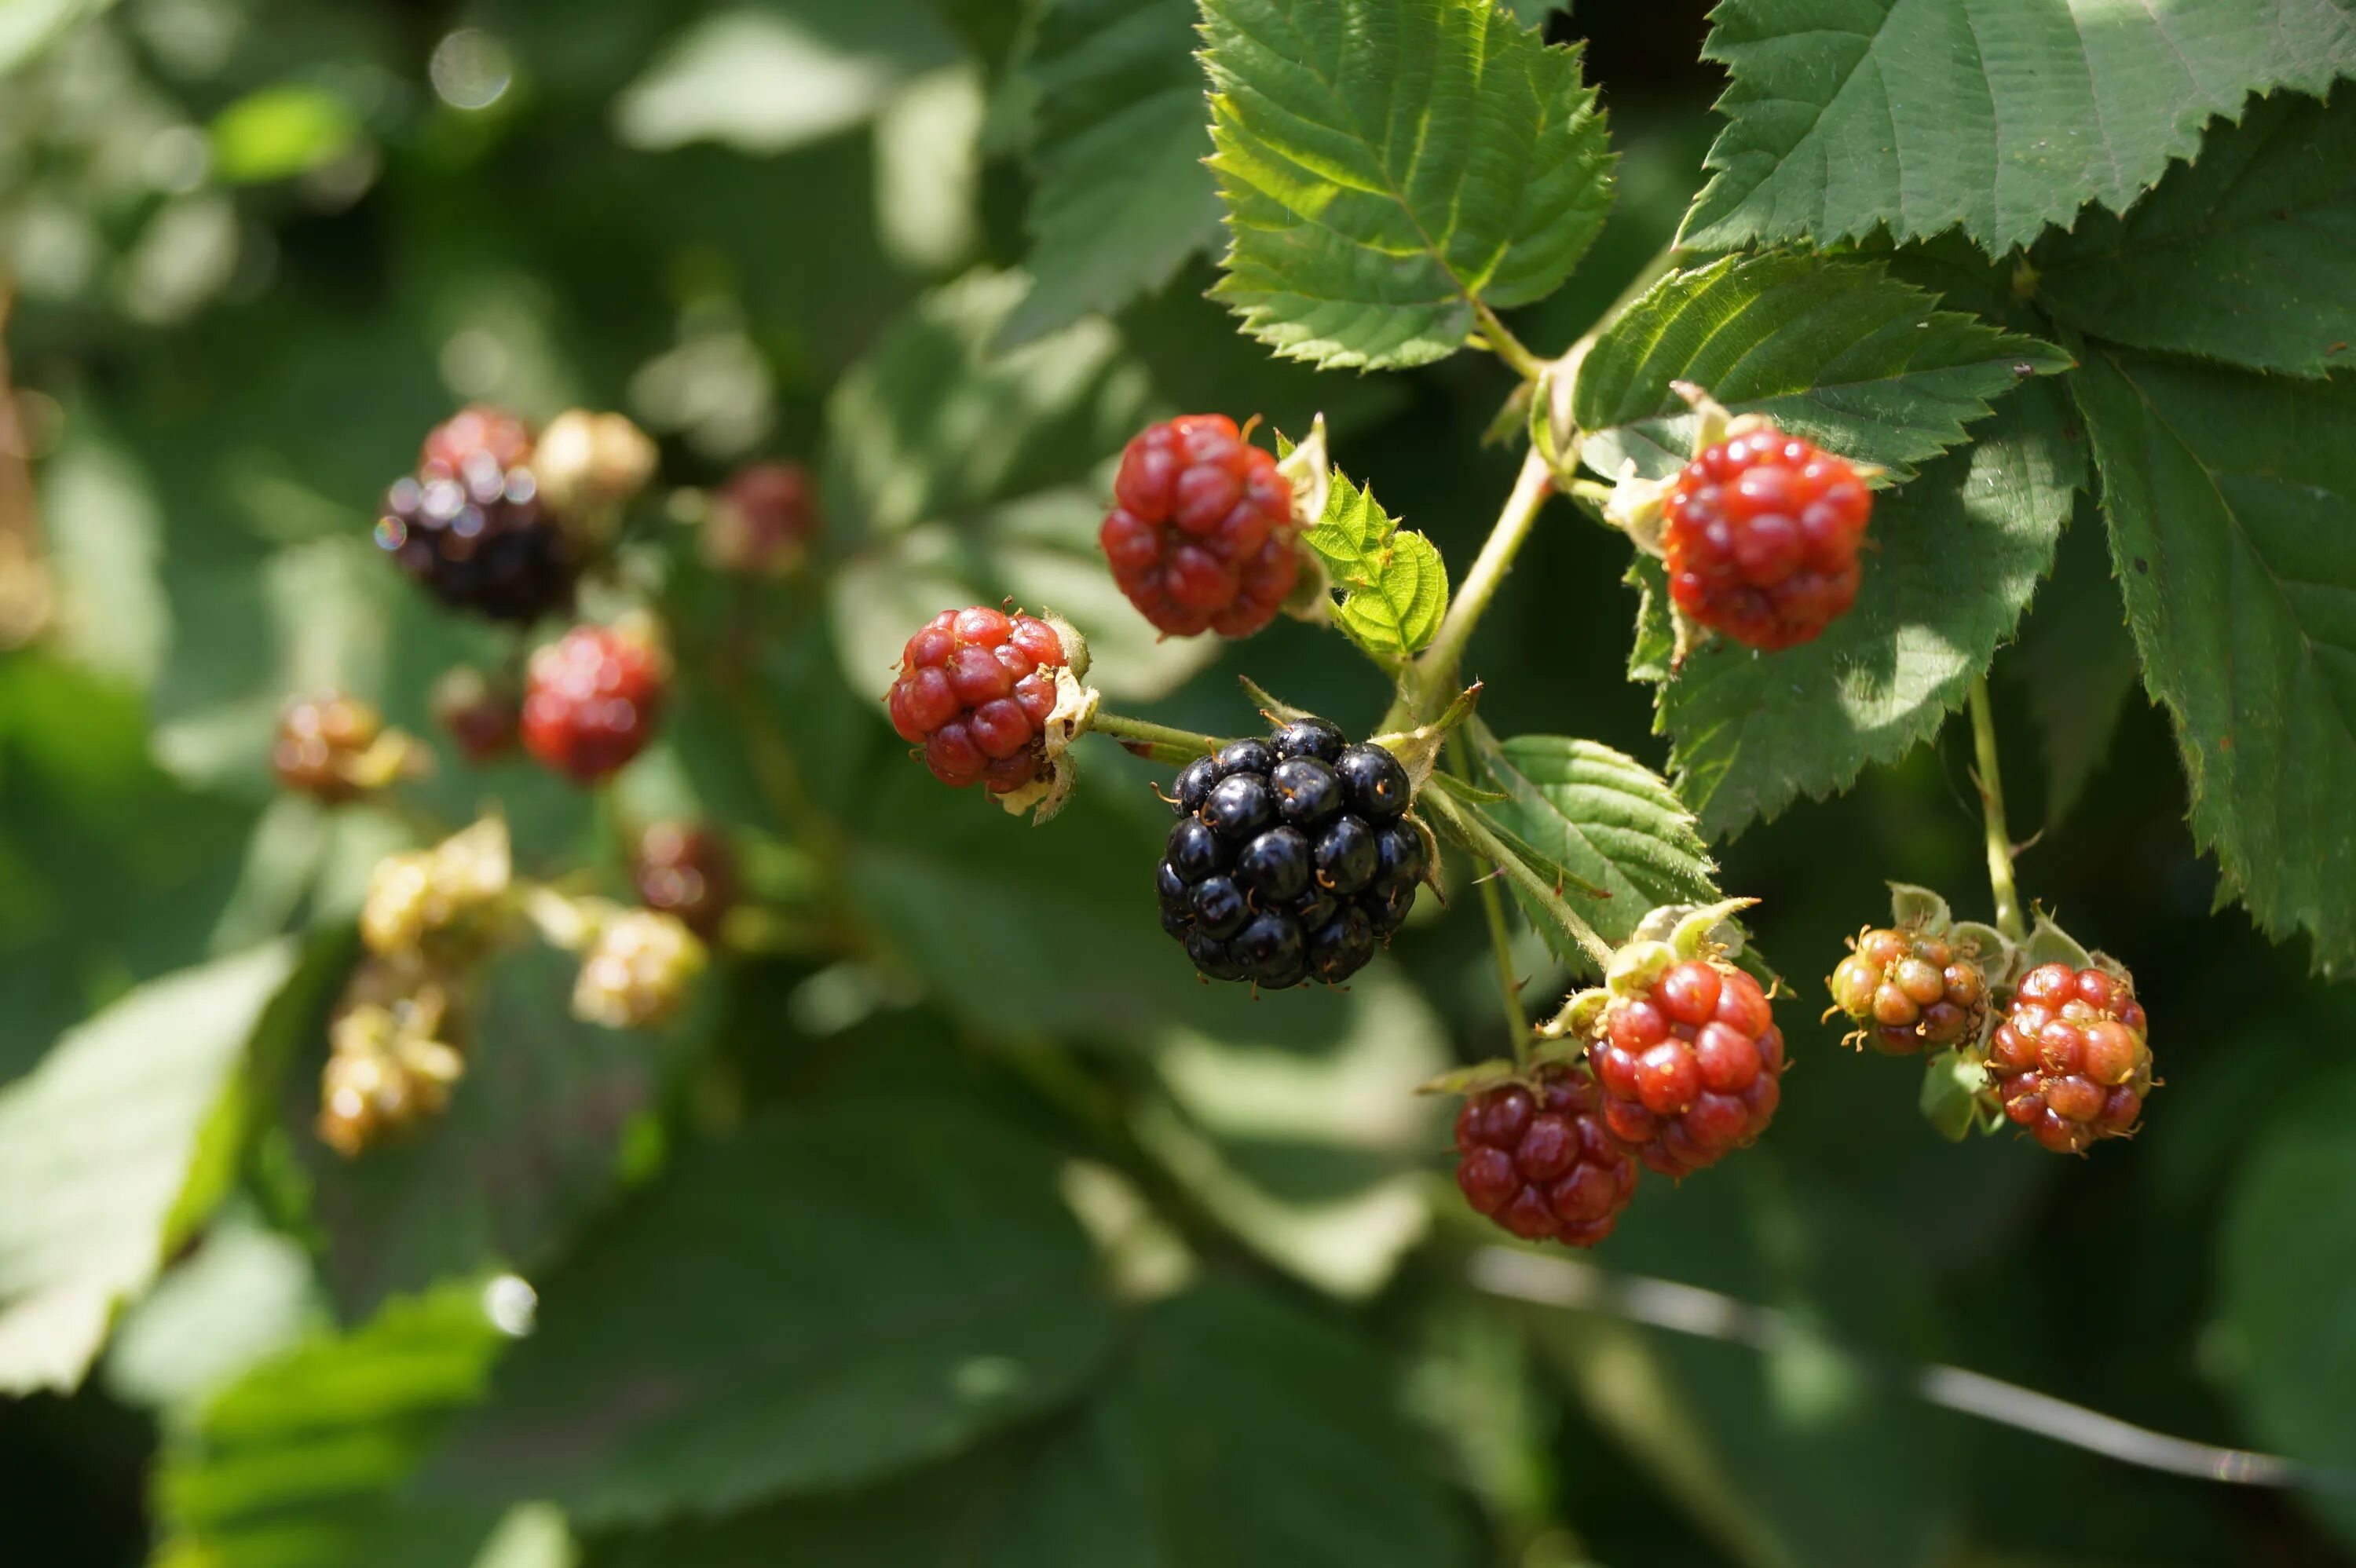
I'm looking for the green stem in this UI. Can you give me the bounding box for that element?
[1088,711,1223,762]
[1470,298,1548,383]
[1476,866,1532,1063]
[1968,675,2026,943]
[1400,446,1554,725]
[1424,788,1614,971]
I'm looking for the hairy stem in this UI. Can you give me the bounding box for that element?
[1089,711,1223,759]
[1469,297,1548,383]
[1968,675,2026,943]
[1424,788,1614,971]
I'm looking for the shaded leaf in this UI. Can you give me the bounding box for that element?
[0,941,296,1392]
[2072,347,2356,973]
[2036,89,2356,378]
[154,1282,510,1568]
[1001,0,1224,345]
[1574,252,2070,483]
[1635,387,2081,839]
[426,1103,1114,1524]
[2007,500,2142,829]
[1202,0,1614,369]
[1681,0,2356,254]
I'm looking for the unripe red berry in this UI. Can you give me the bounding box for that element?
[1100,415,1298,638]
[521,623,668,784]
[704,461,818,576]
[885,607,1070,794]
[431,665,521,764]
[1828,927,1989,1054]
[1663,426,1872,650]
[1454,1064,1639,1247]
[1590,958,1784,1178]
[1988,961,2153,1154]
[631,821,737,938]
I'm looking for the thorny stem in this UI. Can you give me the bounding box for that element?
[1968,675,2027,943]
[1424,788,1614,972]
[1469,297,1549,383]
[1088,710,1223,761]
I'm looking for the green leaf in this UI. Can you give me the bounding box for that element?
[1304,469,1450,659]
[0,941,296,1393]
[1467,729,1721,963]
[2218,1062,2356,1549]
[302,945,657,1320]
[584,1281,1474,1567]
[0,0,107,77]
[2072,347,2356,974]
[1573,252,2072,483]
[2007,500,2143,830]
[1201,0,1615,369]
[209,85,362,184]
[425,1104,1114,1524]
[155,1282,510,1568]
[1680,0,2356,254]
[1001,0,1224,345]
[2036,90,2356,379]
[1635,386,2081,839]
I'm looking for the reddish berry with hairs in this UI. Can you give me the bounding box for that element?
[1590,958,1785,1178]
[1988,962,2153,1154]
[1099,415,1298,638]
[1663,426,1872,650]
[886,607,1070,794]
[1454,1064,1639,1247]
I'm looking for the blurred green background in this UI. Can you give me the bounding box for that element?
[5,2,2355,1564]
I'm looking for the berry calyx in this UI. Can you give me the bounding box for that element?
[1100,415,1299,638]
[1587,953,1785,1179]
[1453,1064,1639,1247]
[704,460,818,577]
[431,665,521,764]
[521,622,669,784]
[1663,425,1872,651]
[1988,961,2153,1154]
[378,406,580,624]
[886,607,1073,795]
[631,821,737,938]
[1158,726,1420,989]
[273,691,397,802]
[1829,926,1989,1054]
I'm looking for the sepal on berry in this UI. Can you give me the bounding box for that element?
[1418,1058,1524,1098]
[1919,1048,1999,1142]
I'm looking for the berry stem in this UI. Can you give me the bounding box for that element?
[1423,788,1614,972]
[1088,710,1223,761]
[1476,860,1533,1063]
[1399,446,1554,725]
[1968,674,2027,944]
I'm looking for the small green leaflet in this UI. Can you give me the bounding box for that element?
[1681,0,2356,255]
[1001,0,1224,345]
[2073,346,2356,974]
[1634,388,2082,839]
[2036,90,2356,379]
[1574,252,2072,482]
[1200,0,1615,369]
[1303,468,1449,660]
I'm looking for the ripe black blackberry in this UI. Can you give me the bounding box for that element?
[376,407,579,624]
[1158,719,1419,989]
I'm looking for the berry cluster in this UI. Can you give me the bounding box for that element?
[521,623,669,784]
[1590,957,1785,1178]
[1988,962,2153,1154]
[316,960,464,1157]
[1663,424,1872,650]
[1454,1064,1641,1247]
[378,407,578,624]
[887,607,1073,794]
[1829,927,1989,1054]
[1157,719,1419,990]
[1100,415,1298,638]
